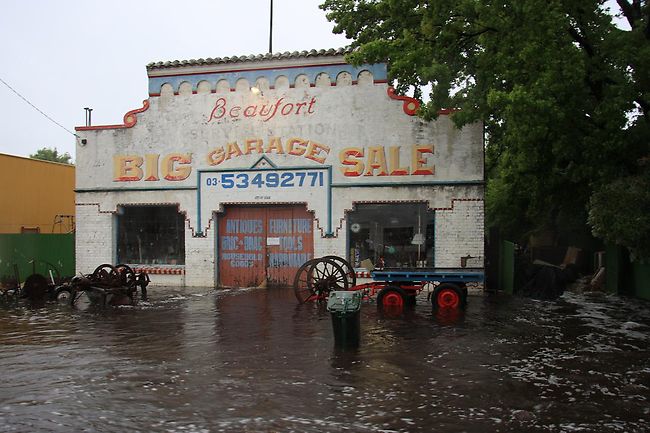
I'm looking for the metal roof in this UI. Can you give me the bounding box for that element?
[146,47,353,71]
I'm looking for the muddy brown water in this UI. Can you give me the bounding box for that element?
[1,287,649,432]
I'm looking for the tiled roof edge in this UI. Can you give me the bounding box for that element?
[146,47,353,70]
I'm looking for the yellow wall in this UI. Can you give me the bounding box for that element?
[0,153,75,233]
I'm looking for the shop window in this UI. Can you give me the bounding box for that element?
[348,203,433,270]
[117,205,185,265]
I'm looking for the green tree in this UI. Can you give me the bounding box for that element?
[321,0,649,255]
[588,160,650,260]
[29,147,73,164]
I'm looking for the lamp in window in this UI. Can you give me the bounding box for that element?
[413,209,426,266]
[411,233,425,245]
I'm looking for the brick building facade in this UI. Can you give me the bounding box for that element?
[74,49,484,287]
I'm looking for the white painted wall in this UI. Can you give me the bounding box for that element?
[75,55,484,287]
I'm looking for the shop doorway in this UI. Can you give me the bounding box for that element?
[218,205,314,288]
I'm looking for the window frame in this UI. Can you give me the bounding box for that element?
[116,204,186,266]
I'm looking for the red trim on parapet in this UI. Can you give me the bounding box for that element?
[75,100,150,131]
[432,198,484,212]
[387,87,459,116]
[387,87,420,116]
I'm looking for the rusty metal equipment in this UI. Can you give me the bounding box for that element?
[1,261,69,304]
[294,256,484,315]
[54,263,150,307]
[0,265,24,303]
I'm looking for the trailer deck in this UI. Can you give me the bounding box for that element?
[294,257,484,312]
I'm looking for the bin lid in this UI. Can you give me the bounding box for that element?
[327,291,362,313]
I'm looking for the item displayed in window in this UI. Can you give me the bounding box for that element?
[348,203,433,269]
[117,205,185,265]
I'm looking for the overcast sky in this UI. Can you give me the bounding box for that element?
[0,0,349,160]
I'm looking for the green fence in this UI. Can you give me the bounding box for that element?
[632,263,650,300]
[605,244,650,301]
[0,234,75,284]
[496,241,650,300]
[499,240,515,294]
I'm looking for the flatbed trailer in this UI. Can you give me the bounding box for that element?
[294,257,484,312]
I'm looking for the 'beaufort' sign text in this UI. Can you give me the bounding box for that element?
[208,97,318,123]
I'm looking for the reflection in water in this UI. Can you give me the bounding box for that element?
[433,307,465,326]
[0,288,649,432]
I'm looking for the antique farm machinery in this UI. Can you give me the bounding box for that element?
[1,260,68,304]
[1,262,149,308]
[54,263,150,307]
[294,256,483,312]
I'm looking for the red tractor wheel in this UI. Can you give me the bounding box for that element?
[377,286,407,316]
[433,283,466,309]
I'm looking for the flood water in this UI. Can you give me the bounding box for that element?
[1,287,649,433]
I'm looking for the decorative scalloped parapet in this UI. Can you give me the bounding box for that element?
[75,100,150,132]
[147,63,388,96]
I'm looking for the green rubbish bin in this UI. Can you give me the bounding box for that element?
[327,291,362,347]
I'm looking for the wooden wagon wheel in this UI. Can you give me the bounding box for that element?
[293,257,350,303]
[294,258,319,303]
[323,255,357,287]
[310,257,349,298]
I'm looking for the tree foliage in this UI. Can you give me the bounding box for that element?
[29,147,73,164]
[321,0,650,256]
[588,160,650,260]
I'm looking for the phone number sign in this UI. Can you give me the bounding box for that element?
[197,167,332,236]
[204,170,326,190]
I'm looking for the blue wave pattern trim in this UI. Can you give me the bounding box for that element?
[148,63,388,95]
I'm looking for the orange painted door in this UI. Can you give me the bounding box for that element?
[218,206,313,288]
[218,206,266,288]
[264,206,314,287]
